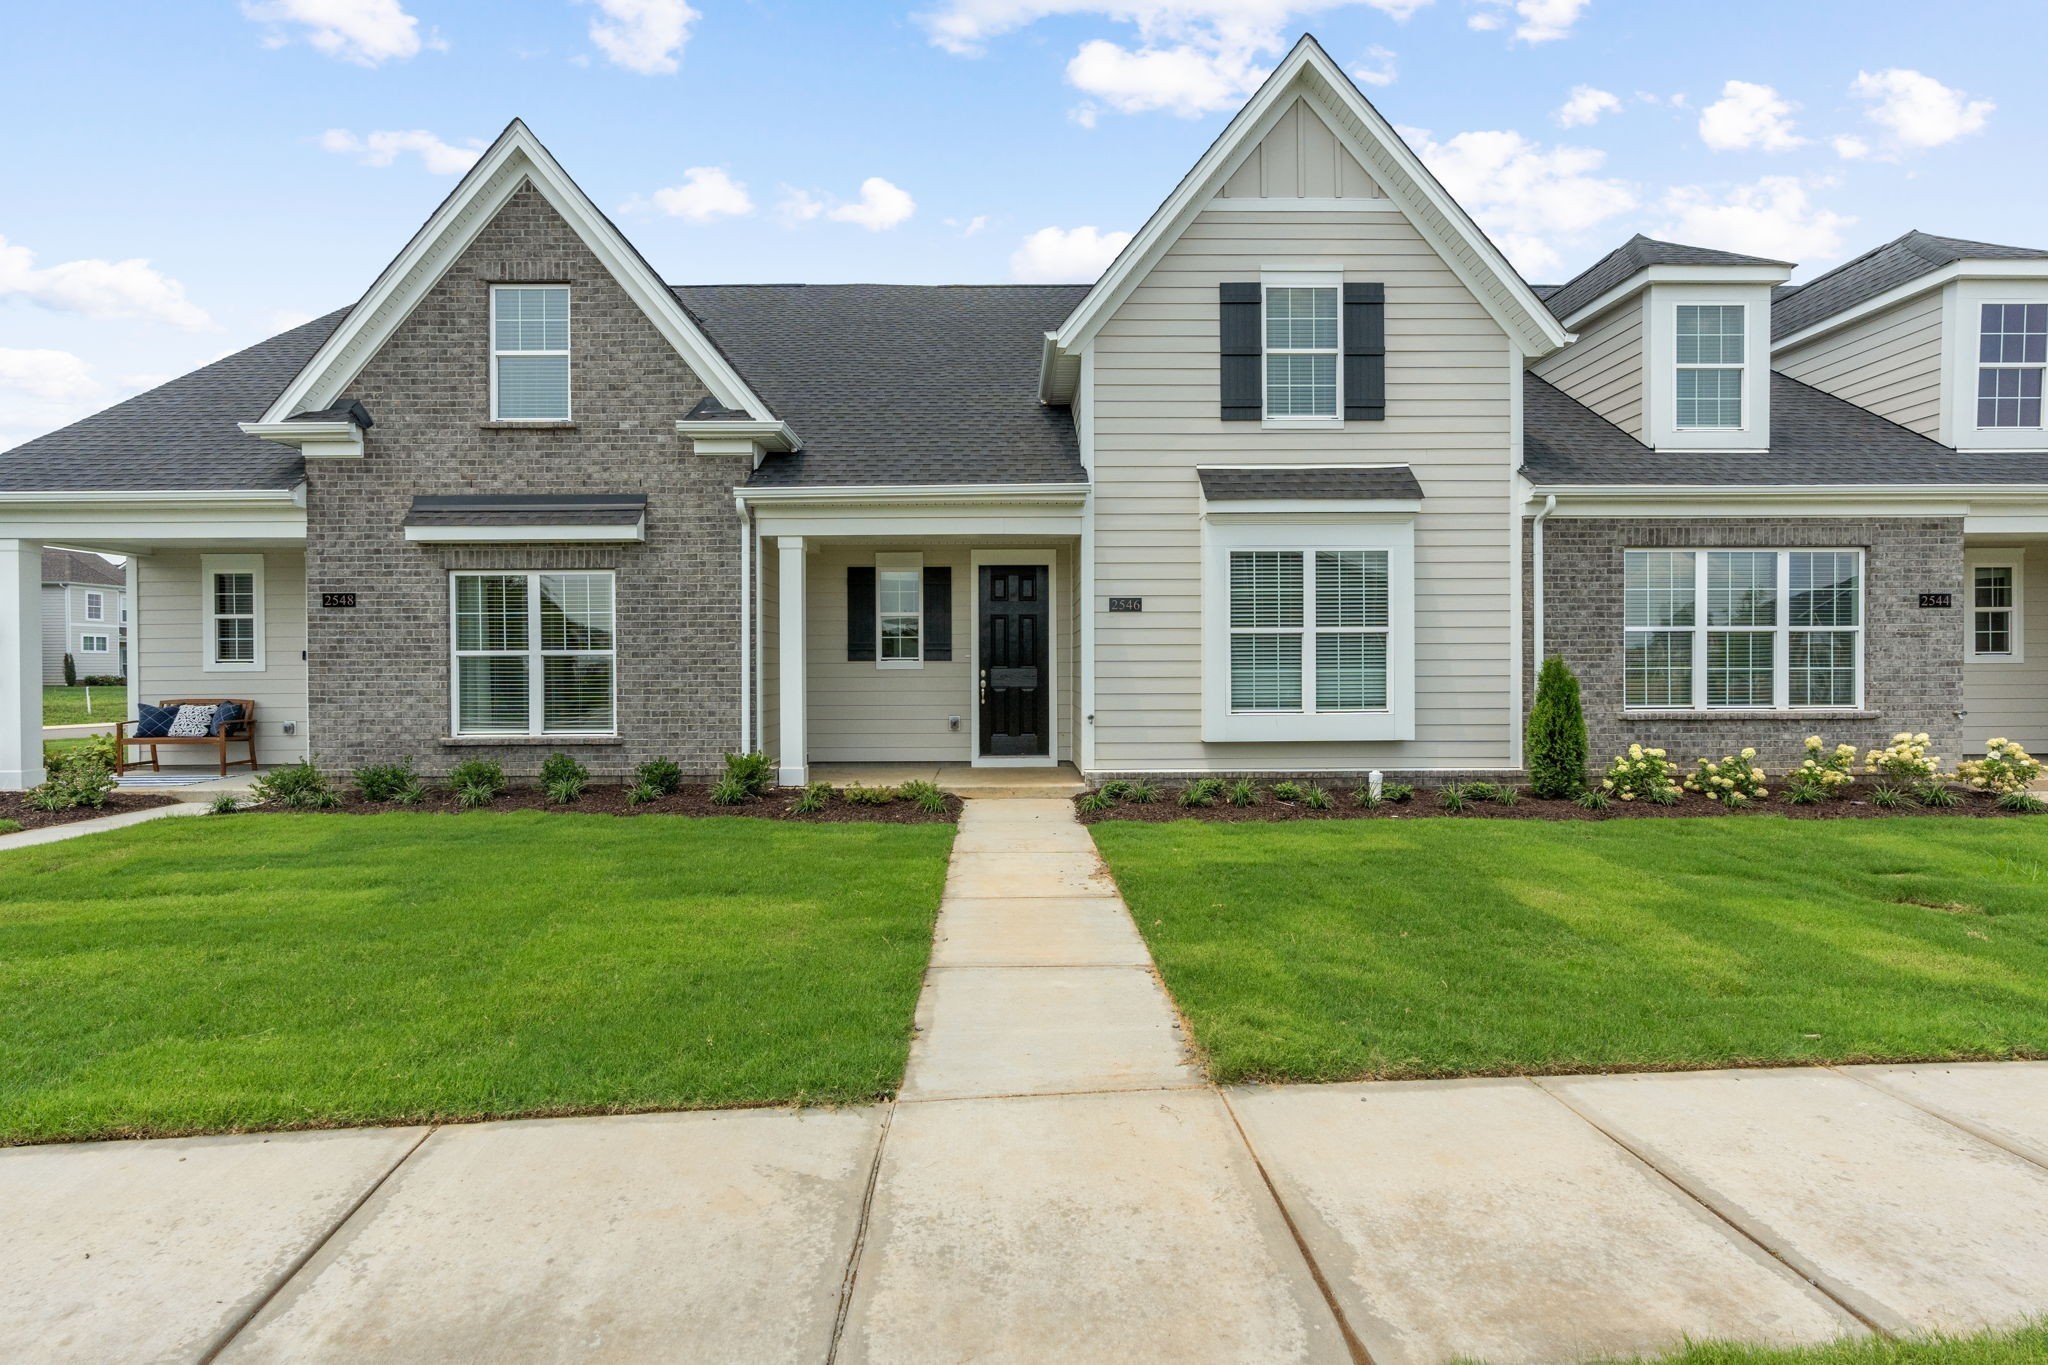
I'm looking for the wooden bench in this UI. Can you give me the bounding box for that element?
[116,699,258,778]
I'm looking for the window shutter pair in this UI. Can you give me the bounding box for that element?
[845,566,951,660]
[1216,282,1385,422]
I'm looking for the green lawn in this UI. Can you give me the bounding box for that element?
[1091,818,2048,1084]
[1622,1324,2048,1364]
[0,812,952,1144]
[43,684,125,726]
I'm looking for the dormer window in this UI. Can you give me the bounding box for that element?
[1977,303,2045,430]
[491,286,571,421]
[1675,304,1745,429]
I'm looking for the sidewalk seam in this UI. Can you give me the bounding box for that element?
[1831,1066,2048,1175]
[824,1100,896,1364]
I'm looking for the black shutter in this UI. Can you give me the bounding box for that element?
[1219,282,1262,421]
[923,566,952,661]
[1344,282,1386,422]
[846,566,875,661]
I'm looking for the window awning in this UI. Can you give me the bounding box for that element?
[402,494,647,543]
[1197,465,1423,504]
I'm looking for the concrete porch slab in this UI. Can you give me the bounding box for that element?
[956,795,1088,825]
[900,966,1198,1101]
[838,1089,1349,1364]
[810,762,1084,798]
[945,848,1117,899]
[1230,1079,1859,1365]
[1846,1061,2048,1168]
[0,1125,426,1364]
[219,1107,883,1364]
[1543,1068,2048,1335]
[932,897,1152,967]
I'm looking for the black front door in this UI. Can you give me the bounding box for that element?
[979,564,1049,757]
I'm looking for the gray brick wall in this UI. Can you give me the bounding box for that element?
[306,182,748,778]
[1524,515,1966,772]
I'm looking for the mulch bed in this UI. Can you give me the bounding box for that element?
[1078,786,2044,825]
[0,791,181,833]
[243,783,960,824]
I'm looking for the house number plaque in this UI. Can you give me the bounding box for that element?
[1918,592,1953,609]
[321,592,359,609]
[1108,597,1143,612]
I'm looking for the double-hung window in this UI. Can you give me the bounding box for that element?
[452,571,615,735]
[202,553,264,672]
[1624,549,1861,710]
[1674,304,1745,429]
[1967,554,2024,661]
[876,553,923,667]
[84,591,104,622]
[1264,282,1340,419]
[491,285,571,421]
[1977,303,2046,430]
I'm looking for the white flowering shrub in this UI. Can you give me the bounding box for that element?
[1783,736,1857,800]
[1863,733,1940,783]
[1684,748,1769,807]
[1957,738,2042,796]
[1601,744,1683,803]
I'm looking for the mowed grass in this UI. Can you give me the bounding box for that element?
[1091,817,2048,1084]
[43,684,124,726]
[1619,1323,2048,1364]
[0,812,952,1144]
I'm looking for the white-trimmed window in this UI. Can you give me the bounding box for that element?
[1264,276,1340,421]
[83,591,104,622]
[1675,304,1745,429]
[80,634,110,653]
[1977,303,2046,430]
[1967,552,2025,662]
[876,553,923,668]
[452,571,615,736]
[202,553,265,673]
[491,285,571,421]
[1623,549,1862,710]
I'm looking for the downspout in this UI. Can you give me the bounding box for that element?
[736,492,752,755]
[1531,493,1557,667]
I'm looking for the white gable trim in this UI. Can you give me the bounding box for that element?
[1041,35,1569,401]
[1772,258,2048,354]
[260,120,776,427]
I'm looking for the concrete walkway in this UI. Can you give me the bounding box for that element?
[5,797,2048,1362]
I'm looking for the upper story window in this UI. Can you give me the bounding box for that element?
[83,591,104,621]
[1977,303,2045,430]
[1674,304,1745,429]
[1264,283,1339,419]
[491,286,571,421]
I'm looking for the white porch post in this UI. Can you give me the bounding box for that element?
[1,538,45,791]
[776,535,807,787]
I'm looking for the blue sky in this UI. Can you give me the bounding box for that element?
[3,0,2041,450]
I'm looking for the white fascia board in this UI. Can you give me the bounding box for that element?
[237,420,363,458]
[1043,36,1569,372]
[260,120,777,428]
[1561,264,1792,331]
[403,520,644,544]
[737,482,1090,507]
[674,419,799,452]
[1521,482,2048,519]
[1203,500,1422,518]
[1773,259,2048,353]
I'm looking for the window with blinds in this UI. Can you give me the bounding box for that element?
[1623,549,1861,710]
[453,571,615,735]
[1674,303,1744,429]
[1229,549,1388,714]
[1264,285,1339,418]
[491,286,571,421]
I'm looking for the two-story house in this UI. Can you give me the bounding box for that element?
[2,35,2044,791]
[39,547,127,686]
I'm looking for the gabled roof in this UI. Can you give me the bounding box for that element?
[42,547,125,586]
[1042,33,1569,398]
[1542,235,1791,324]
[1772,229,2048,341]
[258,120,776,428]
[678,284,1089,488]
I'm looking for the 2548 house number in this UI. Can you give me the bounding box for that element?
[321,592,358,609]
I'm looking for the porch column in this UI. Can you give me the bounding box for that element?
[0,538,45,791]
[776,536,807,787]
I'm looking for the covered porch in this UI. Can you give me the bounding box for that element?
[1961,527,2048,757]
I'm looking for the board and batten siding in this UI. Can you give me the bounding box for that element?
[1530,299,1643,439]
[1775,290,1944,437]
[1087,204,1517,773]
[1961,544,2048,755]
[1216,96,1383,202]
[135,549,309,765]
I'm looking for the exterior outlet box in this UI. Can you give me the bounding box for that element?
[948,716,961,731]
[282,722,297,736]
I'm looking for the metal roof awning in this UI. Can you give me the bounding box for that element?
[401,493,647,543]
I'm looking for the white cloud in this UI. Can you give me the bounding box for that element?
[647,167,755,222]
[1656,176,1852,265]
[1470,0,1591,43]
[1351,44,1396,88]
[0,348,98,404]
[776,188,826,224]
[1065,37,1269,117]
[1010,225,1135,282]
[827,178,917,231]
[947,214,992,236]
[240,0,430,65]
[0,235,212,330]
[1555,85,1620,128]
[1832,134,1871,160]
[319,128,484,175]
[1697,80,1804,153]
[1848,68,1993,152]
[1400,125,1635,276]
[582,0,699,75]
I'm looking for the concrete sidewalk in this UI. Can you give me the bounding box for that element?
[4,796,2047,1361]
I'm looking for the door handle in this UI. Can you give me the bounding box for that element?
[979,669,988,704]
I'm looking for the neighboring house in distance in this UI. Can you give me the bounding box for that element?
[2,34,2046,791]
[40,548,128,686]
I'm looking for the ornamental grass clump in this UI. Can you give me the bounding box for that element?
[900,779,949,814]
[1958,738,2043,796]
[1684,749,1769,808]
[843,783,897,807]
[1782,736,1856,804]
[1178,777,1226,808]
[790,780,833,814]
[1299,783,1334,810]
[538,752,588,805]
[1076,789,1115,814]
[1600,744,1682,804]
[1864,733,1941,784]
[448,758,507,810]
[1225,778,1261,807]
[252,759,340,810]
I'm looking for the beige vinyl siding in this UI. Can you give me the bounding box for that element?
[1775,291,1944,437]
[1218,97,1383,201]
[40,584,66,685]
[1089,205,1516,773]
[1531,298,1643,438]
[135,550,308,765]
[1962,546,2048,754]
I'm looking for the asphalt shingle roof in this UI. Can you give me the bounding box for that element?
[1541,235,1790,324]
[1771,230,2048,340]
[674,284,1091,488]
[41,547,125,586]
[1198,465,1423,501]
[0,310,348,492]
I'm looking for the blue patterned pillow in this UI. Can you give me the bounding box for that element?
[168,705,216,738]
[134,703,177,739]
[209,702,244,737]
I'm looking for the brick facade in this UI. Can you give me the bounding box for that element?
[305,183,748,778]
[1525,515,1966,773]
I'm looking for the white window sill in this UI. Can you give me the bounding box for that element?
[1260,416,1344,431]
[1968,654,2027,665]
[439,734,623,746]
[481,420,577,431]
[876,660,925,671]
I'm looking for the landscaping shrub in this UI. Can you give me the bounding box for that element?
[843,783,897,806]
[1684,749,1769,808]
[0,818,21,835]
[1997,790,2048,813]
[1122,780,1159,804]
[722,751,776,796]
[1352,785,1382,809]
[791,780,832,814]
[900,779,949,814]
[252,759,340,810]
[626,781,662,807]
[1782,736,1857,803]
[1495,784,1519,807]
[1299,783,1334,810]
[1864,732,1940,784]
[708,775,753,805]
[1958,738,2042,796]
[1462,781,1503,802]
[1437,783,1468,813]
[1077,789,1115,814]
[1098,780,1133,801]
[26,756,115,813]
[1917,781,1963,809]
[79,674,124,687]
[1524,656,1588,798]
[352,758,420,803]
[448,758,506,810]
[1574,788,1612,811]
[1870,784,1915,810]
[1225,778,1261,807]
[1178,777,1226,808]
[62,653,75,686]
[635,757,684,797]
[1380,781,1414,803]
[45,732,115,775]
[209,793,239,815]
[1600,745,1682,804]
[538,752,588,805]
[1271,781,1308,804]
